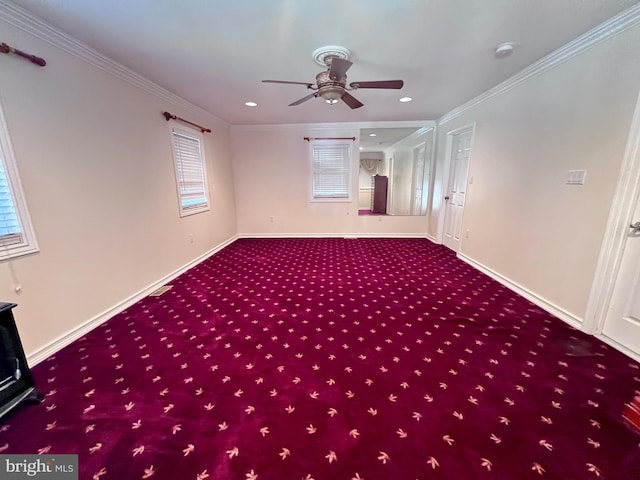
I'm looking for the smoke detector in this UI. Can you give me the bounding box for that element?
[495,42,515,58]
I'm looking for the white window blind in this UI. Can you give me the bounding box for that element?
[0,160,22,247]
[311,144,351,200]
[0,98,38,261]
[171,127,209,216]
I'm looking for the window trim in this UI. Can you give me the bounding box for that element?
[169,123,210,217]
[309,141,353,203]
[0,96,39,261]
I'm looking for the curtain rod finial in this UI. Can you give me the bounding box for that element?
[163,111,211,133]
[1,42,46,66]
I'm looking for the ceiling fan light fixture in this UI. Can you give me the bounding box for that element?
[319,85,344,102]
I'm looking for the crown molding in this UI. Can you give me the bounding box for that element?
[230,120,435,133]
[0,0,229,130]
[438,3,640,125]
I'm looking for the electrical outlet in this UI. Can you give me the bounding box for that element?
[189,234,194,244]
[269,216,274,223]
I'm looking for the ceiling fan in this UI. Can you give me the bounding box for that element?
[262,47,404,109]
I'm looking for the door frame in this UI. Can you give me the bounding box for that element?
[410,141,427,215]
[438,123,476,249]
[387,155,395,214]
[583,88,640,360]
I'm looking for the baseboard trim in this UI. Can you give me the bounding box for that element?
[27,235,239,366]
[238,233,431,239]
[457,253,583,330]
[596,334,640,363]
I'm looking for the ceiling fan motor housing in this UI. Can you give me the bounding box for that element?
[316,70,347,100]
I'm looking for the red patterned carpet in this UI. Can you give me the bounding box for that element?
[1,238,639,479]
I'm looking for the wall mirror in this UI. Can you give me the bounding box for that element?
[358,126,434,216]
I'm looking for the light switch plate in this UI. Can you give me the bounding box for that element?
[566,169,587,185]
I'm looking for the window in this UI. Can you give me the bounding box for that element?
[170,126,209,216]
[310,143,352,202]
[0,100,38,261]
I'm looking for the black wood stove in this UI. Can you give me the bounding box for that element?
[0,302,43,418]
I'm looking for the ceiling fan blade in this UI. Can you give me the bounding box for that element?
[289,92,317,106]
[349,80,404,89]
[341,91,364,109]
[328,57,352,80]
[263,80,314,87]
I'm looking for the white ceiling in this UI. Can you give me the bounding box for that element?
[8,0,638,125]
[360,127,422,151]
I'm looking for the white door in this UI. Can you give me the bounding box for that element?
[443,127,473,251]
[601,196,640,355]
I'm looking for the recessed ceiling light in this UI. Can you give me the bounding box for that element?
[495,42,514,58]
[369,133,377,137]
[399,97,412,103]
[245,101,258,107]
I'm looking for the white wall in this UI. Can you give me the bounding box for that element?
[231,124,431,237]
[0,19,237,358]
[432,24,640,322]
[389,149,413,215]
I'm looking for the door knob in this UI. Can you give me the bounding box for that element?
[631,221,640,231]
[444,196,450,200]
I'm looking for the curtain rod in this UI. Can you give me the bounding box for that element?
[0,42,46,67]
[163,111,211,133]
[304,137,356,142]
